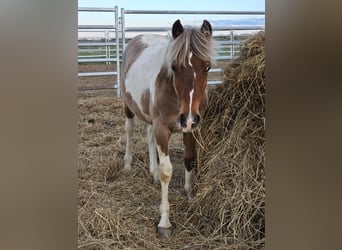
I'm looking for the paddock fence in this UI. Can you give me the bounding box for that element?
[78,6,265,97]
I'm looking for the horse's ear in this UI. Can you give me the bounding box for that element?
[172,19,184,39]
[200,20,212,38]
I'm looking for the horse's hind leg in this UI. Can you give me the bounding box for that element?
[123,104,135,170]
[147,124,159,183]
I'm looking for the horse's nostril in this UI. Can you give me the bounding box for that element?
[179,114,187,128]
[191,114,200,129]
[193,114,200,124]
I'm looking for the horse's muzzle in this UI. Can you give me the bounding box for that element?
[179,113,200,132]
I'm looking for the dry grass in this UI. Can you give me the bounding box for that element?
[78,32,265,249]
[192,31,265,248]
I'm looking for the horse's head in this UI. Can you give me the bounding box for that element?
[169,19,214,133]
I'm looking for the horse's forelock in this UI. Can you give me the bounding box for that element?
[165,28,215,75]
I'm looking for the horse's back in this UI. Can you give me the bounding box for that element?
[122,34,169,123]
[123,34,168,77]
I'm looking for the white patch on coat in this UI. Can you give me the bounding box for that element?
[125,35,169,121]
[156,145,173,228]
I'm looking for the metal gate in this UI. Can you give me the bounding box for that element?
[78,6,265,97]
[78,6,121,96]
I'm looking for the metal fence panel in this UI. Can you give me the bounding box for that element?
[78,6,265,96]
[78,6,120,96]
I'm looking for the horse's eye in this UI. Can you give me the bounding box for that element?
[171,65,177,72]
[204,66,211,72]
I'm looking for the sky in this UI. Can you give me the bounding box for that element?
[78,0,265,27]
[79,0,265,11]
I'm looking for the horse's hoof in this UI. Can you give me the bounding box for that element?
[157,226,173,238]
[153,176,160,185]
[183,189,194,202]
[187,193,194,202]
[122,165,131,172]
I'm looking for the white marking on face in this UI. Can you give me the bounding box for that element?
[188,52,195,122]
[189,88,194,120]
[183,88,195,132]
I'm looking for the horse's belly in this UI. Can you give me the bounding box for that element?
[124,89,152,124]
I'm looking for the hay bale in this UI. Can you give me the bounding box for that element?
[191,32,265,248]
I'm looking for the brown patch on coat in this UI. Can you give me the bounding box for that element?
[152,66,183,134]
[124,103,135,119]
[183,132,197,171]
[124,92,150,124]
[141,89,150,116]
[153,67,180,117]
[153,118,172,156]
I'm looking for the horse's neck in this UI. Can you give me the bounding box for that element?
[153,67,180,115]
[155,65,176,95]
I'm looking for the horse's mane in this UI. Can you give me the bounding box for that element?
[165,27,215,75]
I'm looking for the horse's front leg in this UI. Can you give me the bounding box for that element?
[183,132,197,200]
[153,122,173,238]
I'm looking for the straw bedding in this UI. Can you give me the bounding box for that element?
[78,32,265,249]
[191,31,265,247]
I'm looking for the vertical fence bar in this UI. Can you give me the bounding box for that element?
[121,8,126,53]
[230,31,234,58]
[115,5,121,97]
[105,30,109,65]
[233,31,236,58]
[118,8,125,97]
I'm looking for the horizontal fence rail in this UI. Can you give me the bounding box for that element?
[78,7,118,12]
[78,6,265,95]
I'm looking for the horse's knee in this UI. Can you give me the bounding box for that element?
[159,157,172,183]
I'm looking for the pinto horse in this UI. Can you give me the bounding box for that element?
[121,19,214,237]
